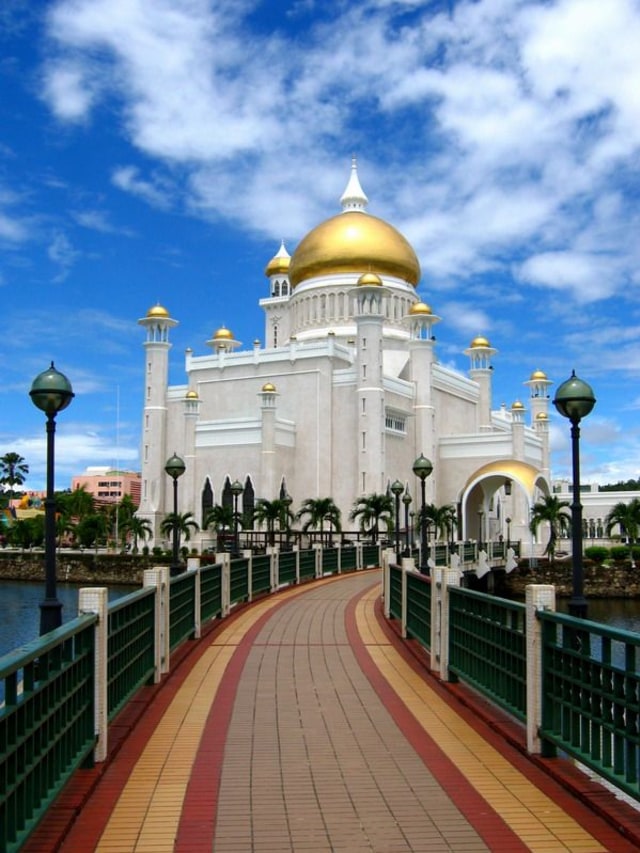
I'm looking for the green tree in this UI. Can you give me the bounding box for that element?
[57,485,95,520]
[605,499,640,544]
[161,511,200,546]
[296,497,341,545]
[122,515,153,554]
[0,452,29,501]
[349,493,393,543]
[529,495,571,564]
[115,494,138,547]
[253,498,294,545]
[76,513,108,549]
[418,503,457,542]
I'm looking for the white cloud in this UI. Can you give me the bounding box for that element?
[517,251,620,302]
[111,166,172,209]
[48,230,80,281]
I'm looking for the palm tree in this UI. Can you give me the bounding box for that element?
[349,493,393,543]
[529,495,571,563]
[58,485,95,520]
[296,497,341,546]
[161,511,200,545]
[76,513,108,550]
[253,498,294,545]
[0,452,29,502]
[605,499,640,543]
[418,503,457,542]
[122,515,153,554]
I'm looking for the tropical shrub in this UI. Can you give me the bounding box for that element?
[610,545,631,562]
[584,545,608,564]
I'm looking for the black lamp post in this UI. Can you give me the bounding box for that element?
[478,509,484,550]
[390,480,404,559]
[402,488,412,556]
[30,362,74,635]
[230,479,244,555]
[282,492,292,548]
[506,517,512,550]
[553,370,596,618]
[165,452,186,576]
[412,454,433,575]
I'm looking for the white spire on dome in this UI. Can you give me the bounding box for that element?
[275,239,290,260]
[340,156,368,212]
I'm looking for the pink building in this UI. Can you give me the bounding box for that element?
[71,468,141,506]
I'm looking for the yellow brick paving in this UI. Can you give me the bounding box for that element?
[356,586,605,853]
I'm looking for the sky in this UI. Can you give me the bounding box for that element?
[2,0,640,492]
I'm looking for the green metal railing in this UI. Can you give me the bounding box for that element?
[278,551,297,585]
[299,549,316,581]
[200,563,223,622]
[322,547,339,574]
[251,554,271,597]
[362,544,380,566]
[108,588,156,719]
[449,587,526,719]
[230,556,250,604]
[406,571,431,649]
[341,546,358,572]
[0,618,97,853]
[539,611,640,801]
[170,572,197,650]
[388,565,403,620]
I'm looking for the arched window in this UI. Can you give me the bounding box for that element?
[201,478,213,526]
[243,476,255,526]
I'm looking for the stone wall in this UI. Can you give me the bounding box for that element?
[0,551,158,586]
[504,560,640,599]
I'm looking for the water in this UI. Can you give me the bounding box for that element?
[0,580,132,659]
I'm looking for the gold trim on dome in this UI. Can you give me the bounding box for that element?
[147,303,169,318]
[357,271,383,287]
[536,411,549,420]
[213,326,234,340]
[265,255,290,276]
[530,369,548,380]
[185,390,199,399]
[261,382,276,392]
[288,211,420,288]
[470,335,491,348]
[512,400,525,409]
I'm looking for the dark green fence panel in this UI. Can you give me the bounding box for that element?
[406,572,431,649]
[108,588,156,719]
[278,551,297,585]
[252,555,271,597]
[230,557,250,604]
[322,548,339,574]
[434,544,448,566]
[492,541,505,560]
[170,573,196,650]
[462,542,476,563]
[448,587,526,719]
[389,565,402,621]
[362,544,380,567]
[299,549,316,581]
[0,618,96,853]
[540,611,640,802]
[341,546,357,572]
[200,563,223,623]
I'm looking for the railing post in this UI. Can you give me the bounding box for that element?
[525,583,556,754]
[270,548,279,592]
[337,545,342,574]
[144,566,170,679]
[247,551,253,602]
[79,586,109,762]
[295,546,301,584]
[382,549,391,617]
[192,566,202,639]
[438,557,461,682]
[217,552,231,615]
[314,543,322,579]
[356,542,363,570]
[401,561,408,639]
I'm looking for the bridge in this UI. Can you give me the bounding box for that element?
[2,543,640,851]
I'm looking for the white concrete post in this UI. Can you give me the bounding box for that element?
[337,545,342,574]
[79,586,109,763]
[314,544,322,579]
[247,552,253,602]
[217,552,231,616]
[382,549,391,618]
[193,567,202,639]
[401,563,408,639]
[439,565,461,682]
[525,584,556,754]
[356,543,363,570]
[144,567,170,680]
[270,549,279,592]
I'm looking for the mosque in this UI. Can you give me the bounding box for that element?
[137,161,550,550]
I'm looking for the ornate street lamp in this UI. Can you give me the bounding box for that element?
[506,517,512,550]
[230,479,244,555]
[30,362,74,634]
[402,487,412,556]
[553,371,596,618]
[390,480,404,559]
[412,454,433,575]
[165,453,186,576]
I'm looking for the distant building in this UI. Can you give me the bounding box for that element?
[72,468,141,506]
[552,480,640,541]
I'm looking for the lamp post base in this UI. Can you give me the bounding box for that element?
[39,598,63,635]
[568,597,588,619]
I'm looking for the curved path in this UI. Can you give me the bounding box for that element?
[29,570,640,851]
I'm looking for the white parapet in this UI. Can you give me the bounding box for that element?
[525,583,556,754]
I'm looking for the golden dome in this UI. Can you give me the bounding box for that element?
[264,241,291,276]
[530,369,548,380]
[185,390,199,399]
[536,411,549,420]
[357,271,383,287]
[213,326,234,340]
[470,335,491,348]
[409,301,432,315]
[261,382,276,393]
[288,211,421,288]
[147,303,169,318]
[512,400,525,410]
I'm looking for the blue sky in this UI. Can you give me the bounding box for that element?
[2,0,640,492]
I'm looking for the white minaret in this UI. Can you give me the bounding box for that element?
[407,300,440,493]
[465,336,497,431]
[137,303,178,542]
[261,240,292,347]
[259,383,278,500]
[352,272,388,495]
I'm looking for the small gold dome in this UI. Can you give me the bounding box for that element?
[288,211,421,288]
[536,411,549,420]
[147,303,169,318]
[264,242,291,276]
[213,326,234,340]
[530,369,548,380]
[409,301,432,315]
[470,335,491,348]
[262,382,276,393]
[357,271,383,287]
[512,400,525,410]
[185,390,199,399]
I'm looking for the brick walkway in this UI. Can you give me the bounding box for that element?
[25,570,640,852]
